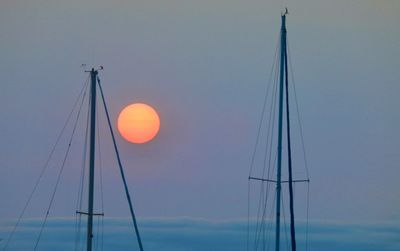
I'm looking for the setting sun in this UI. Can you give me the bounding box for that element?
[117,103,160,144]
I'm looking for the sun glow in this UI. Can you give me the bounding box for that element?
[117,103,160,144]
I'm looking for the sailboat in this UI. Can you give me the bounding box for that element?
[247,10,310,251]
[2,68,145,251]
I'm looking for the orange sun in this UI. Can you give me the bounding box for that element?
[117,103,160,144]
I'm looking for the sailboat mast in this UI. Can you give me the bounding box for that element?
[275,13,287,251]
[86,68,98,251]
[284,19,297,251]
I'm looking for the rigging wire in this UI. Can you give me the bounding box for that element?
[2,76,89,251]
[260,50,280,251]
[287,40,310,180]
[74,94,90,251]
[261,49,280,250]
[75,94,90,251]
[249,18,311,251]
[287,39,311,251]
[264,153,277,251]
[247,38,279,251]
[254,152,277,251]
[284,31,297,251]
[99,117,105,251]
[95,96,105,251]
[256,43,281,251]
[249,40,280,251]
[97,77,144,251]
[94,101,100,251]
[247,176,252,250]
[33,79,89,250]
[254,153,278,251]
[281,193,290,251]
[260,47,280,241]
[265,190,276,251]
[249,35,281,176]
[305,183,310,251]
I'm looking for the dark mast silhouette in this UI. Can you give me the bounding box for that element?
[249,11,310,251]
[81,68,145,251]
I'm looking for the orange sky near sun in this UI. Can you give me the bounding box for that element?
[117,103,160,144]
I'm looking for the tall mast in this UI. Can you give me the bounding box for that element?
[249,10,306,251]
[275,12,287,251]
[284,15,297,250]
[86,68,98,251]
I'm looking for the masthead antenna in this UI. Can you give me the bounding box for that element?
[84,65,104,73]
[284,7,289,16]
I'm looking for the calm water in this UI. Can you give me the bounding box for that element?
[0,218,398,251]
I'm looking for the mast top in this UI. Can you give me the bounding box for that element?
[282,7,289,16]
[281,8,288,30]
[83,65,104,73]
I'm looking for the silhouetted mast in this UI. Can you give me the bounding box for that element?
[87,68,98,251]
[2,66,145,250]
[277,11,297,251]
[249,11,307,251]
[78,68,104,251]
[78,67,145,251]
[274,12,286,251]
[283,12,297,251]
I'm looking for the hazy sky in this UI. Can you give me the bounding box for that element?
[0,0,399,225]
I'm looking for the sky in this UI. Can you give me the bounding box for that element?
[0,0,400,249]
